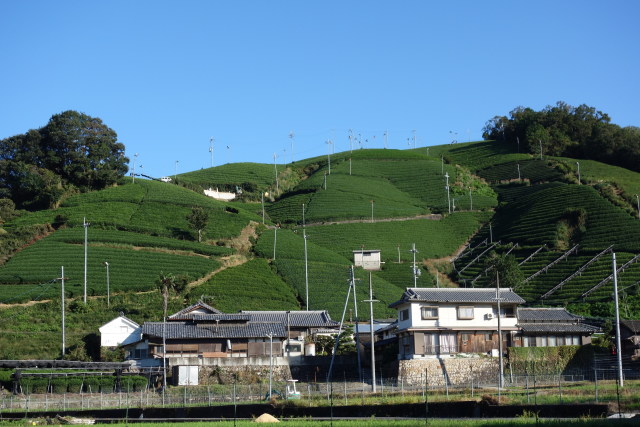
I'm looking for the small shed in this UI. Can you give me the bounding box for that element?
[353,249,382,271]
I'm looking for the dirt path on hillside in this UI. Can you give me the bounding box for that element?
[304,213,442,227]
[422,239,475,288]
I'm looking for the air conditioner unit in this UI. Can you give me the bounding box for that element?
[486,313,494,320]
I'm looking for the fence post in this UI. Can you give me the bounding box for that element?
[526,374,530,404]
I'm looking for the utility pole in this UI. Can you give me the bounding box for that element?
[83,217,89,304]
[323,172,327,190]
[370,200,374,223]
[267,333,274,399]
[326,140,333,174]
[469,188,473,211]
[273,226,277,260]
[351,266,362,382]
[58,266,66,356]
[364,272,379,392]
[444,173,451,214]
[261,192,266,224]
[517,163,521,181]
[495,272,504,394]
[576,161,581,184]
[410,243,419,287]
[273,153,279,194]
[612,253,624,387]
[103,261,110,308]
[209,137,214,167]
[289,131,295,164]
[304,229,309,311]
[636,195,640,219]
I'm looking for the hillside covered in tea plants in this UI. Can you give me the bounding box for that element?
[1,139,640,360]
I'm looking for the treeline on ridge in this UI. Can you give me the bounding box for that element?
[482,101,640,172]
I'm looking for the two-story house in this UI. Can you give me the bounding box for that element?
[389,287,525,359]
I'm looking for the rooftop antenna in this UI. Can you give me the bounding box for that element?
[384,130,388,149]
[209,137,214,167]
[348,129,353,153]
[412,130,416,148]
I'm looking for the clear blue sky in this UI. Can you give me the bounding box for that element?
[2,1,638,179]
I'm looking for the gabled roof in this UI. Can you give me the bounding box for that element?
[389,287,525,308]
[99,315,140,332]
[191,314,251,321]
[142,321,286,339]
[517,308,582,322]
[240,310,339,328]
[352,249,381,253]
[168,301,222,320]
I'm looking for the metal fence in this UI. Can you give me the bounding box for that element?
[2,366,639,412]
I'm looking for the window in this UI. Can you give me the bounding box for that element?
[421,306,438,319]
[548,336,557,347]
[400,309,410,321]
[536,336,547,347]
[570,335,580,345]
[484,332,493,341]
[457,306,474,320]
[461,333,470,343]
[496,307,514,318]
[133,349,147,359]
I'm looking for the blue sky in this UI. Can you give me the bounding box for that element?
[1,1,638,179]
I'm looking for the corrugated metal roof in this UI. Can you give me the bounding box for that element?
[240,311,339,328]
[517,308,581,322]
[142,321,286,339]
[389,288,525,307]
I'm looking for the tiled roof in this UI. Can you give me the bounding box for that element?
[191,314,251,321]
[142,321,286,339]
[517,308,582,322]
[621,320,640,334]
[240,311,339,328]
[168,301,221,319]
[519,323,600,334]
[389,288,525,307]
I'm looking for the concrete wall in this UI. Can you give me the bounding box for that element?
[393,357,501,386]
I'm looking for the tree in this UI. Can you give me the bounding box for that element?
[484,251,524,290]
[0,110,128,209]
[186,206,209,242]
[156,272,188,321]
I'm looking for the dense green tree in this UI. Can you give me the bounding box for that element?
[484,251,524,290]
[186,206,209,242]
[0,111,128,209]
[482,102,640,172]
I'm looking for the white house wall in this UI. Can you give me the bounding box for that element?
[397,302,518,331]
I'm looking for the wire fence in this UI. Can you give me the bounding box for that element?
[2,367,639,412]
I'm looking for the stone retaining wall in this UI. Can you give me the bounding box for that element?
[394,357,501,386]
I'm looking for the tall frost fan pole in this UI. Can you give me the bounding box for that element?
[273,153,279,194]
[410,243,419,287]
[83,217,89,303]
[612,253,624,387]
